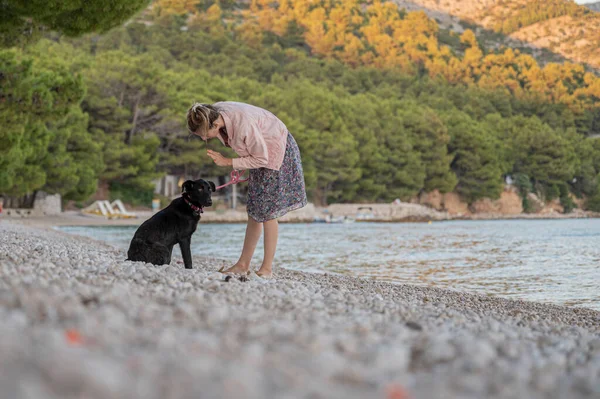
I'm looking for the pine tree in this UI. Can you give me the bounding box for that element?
[1,0,151,47]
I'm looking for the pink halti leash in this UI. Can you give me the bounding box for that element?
[214,170,249,190]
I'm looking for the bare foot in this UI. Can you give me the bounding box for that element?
[255,267,272,279]
[219,263,250,275]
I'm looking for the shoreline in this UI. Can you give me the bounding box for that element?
[3,207,600,229]
[31,217,600,311]
[1,220,599,398]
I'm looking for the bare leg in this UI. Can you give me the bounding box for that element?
[221,217,262,274]
[256,218,278,278]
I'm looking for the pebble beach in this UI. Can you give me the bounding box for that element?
[1,220,599,399]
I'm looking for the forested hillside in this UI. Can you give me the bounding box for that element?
[4,0,600,211]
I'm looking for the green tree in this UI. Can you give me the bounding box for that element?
[445,112,504,203]
[347,97,426,202]
[43,108,105,201]
[0,49,85,201]
[399,103,456,193]
[0,0,150,47]
[584,174,600,212]
[280,82,360,204]
[81,50,173,190]
[511,117,577,198]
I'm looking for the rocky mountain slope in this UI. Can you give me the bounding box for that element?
[584,2,600,12]
[393,0,600,70]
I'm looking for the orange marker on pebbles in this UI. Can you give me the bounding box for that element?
[386,383,411,399]
[65,329,84,346]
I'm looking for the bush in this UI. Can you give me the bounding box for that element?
[522,196,534,213]
[560,195,576,213]
[514,174,536,213]
[585,193,600,212]
[544,184,560,202]
[513,173,532,197]
[559,184,576,213]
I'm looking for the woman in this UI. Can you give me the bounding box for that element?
[187,101,307,278]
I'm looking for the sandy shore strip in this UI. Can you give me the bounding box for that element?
[5,207,600,229]
[1,221,599,399]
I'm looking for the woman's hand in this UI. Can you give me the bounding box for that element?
[207,150,233,167]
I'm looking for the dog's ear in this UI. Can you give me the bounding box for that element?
[182,180,194,194]
[209,181,216,192]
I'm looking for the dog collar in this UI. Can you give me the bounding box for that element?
[184,197,203,215]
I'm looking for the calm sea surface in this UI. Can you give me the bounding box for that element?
[58,219,600,310]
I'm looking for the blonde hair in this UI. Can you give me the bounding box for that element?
[186,103,220,138]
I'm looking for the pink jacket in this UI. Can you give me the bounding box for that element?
[214,101,288,171]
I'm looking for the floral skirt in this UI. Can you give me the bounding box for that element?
[247,132,308,222]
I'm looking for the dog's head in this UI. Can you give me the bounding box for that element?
[182,179,215,209]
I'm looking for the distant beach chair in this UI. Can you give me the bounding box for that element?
[110,200,137,219]
[81,200,137,219]
[81,200,109,217]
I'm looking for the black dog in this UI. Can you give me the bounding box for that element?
[127,179,215,269]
